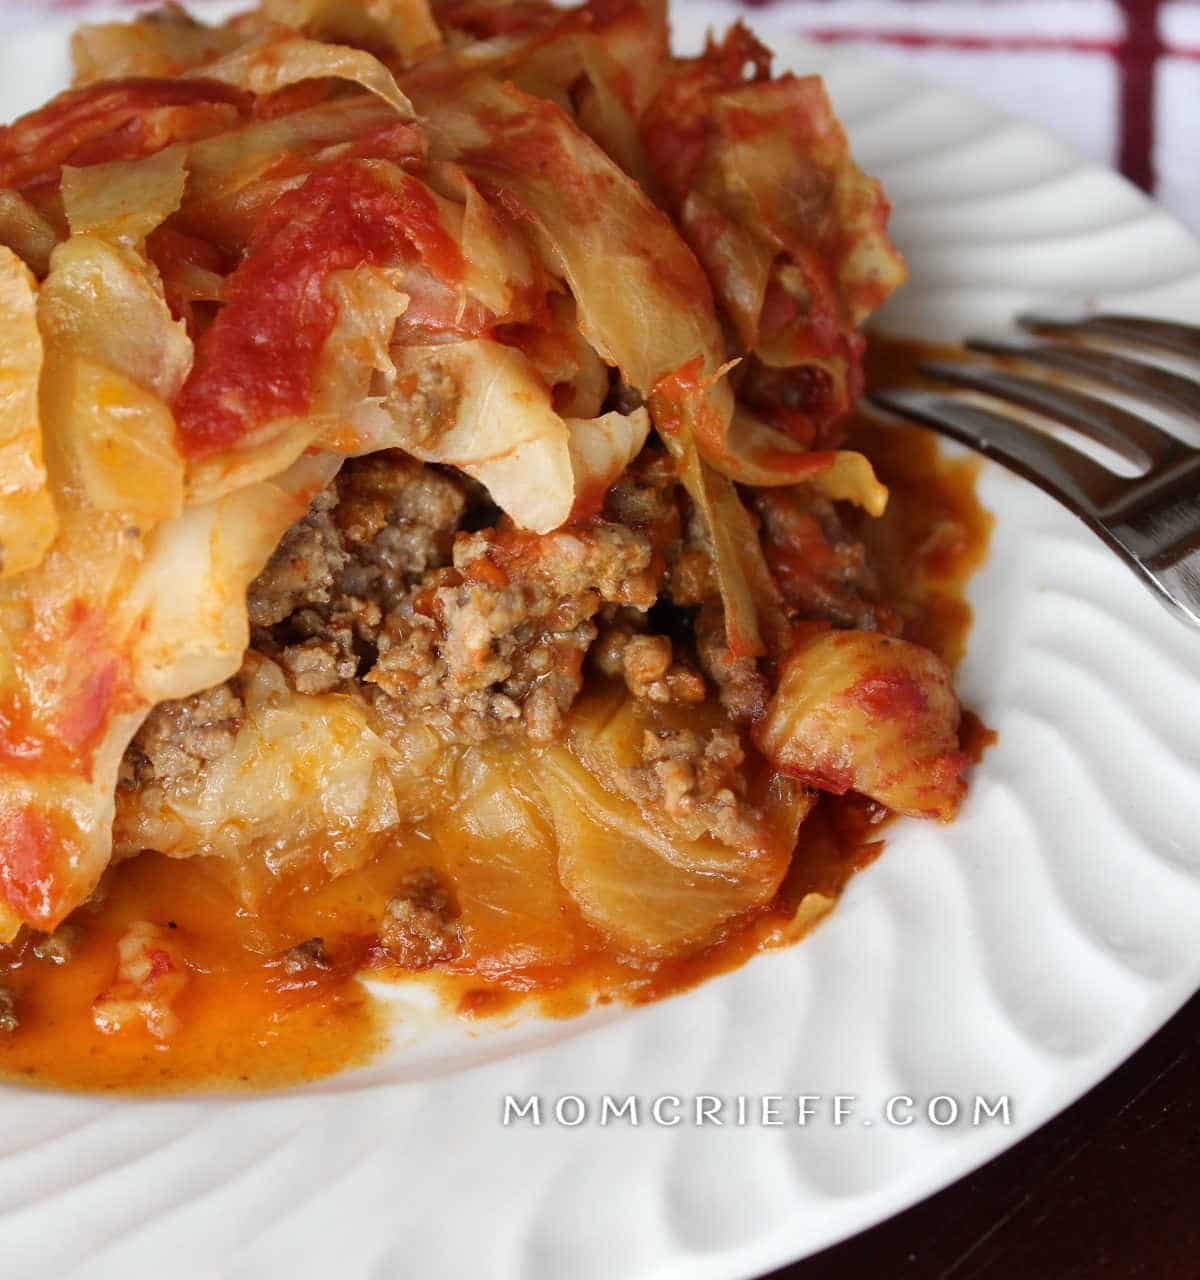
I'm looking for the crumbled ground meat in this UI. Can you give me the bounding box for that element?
[695,602,769,723]
[334,453,468,597]
[278,937,331,975]
[738,357,850,451]
[619,724,762,849]
[368,521,664,742]
[0,985,16,1033]
[120,446,855,832]
[121,680,244,788]
[378,867,461,968]
[274,631,358,695]
[247,487,348,630]
[667,501,718,607]
[753,487,888,631]
[603,446,679,541]
[592,623,706,705]
[248,452,471,694]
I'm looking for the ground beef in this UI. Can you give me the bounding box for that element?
[619,723,762,849]
[592,623,706,705]
[695,602,769,723]
[368,520,664,743]
[278,937,331,975]
[248,451,471,694]
[603,446,679,541]
[333,452,468,598]
[667,501,719,608]
[738,357,849,451]
[118,453,470,787]
[274,630,359,696]
[753,487,887,631]
[246,487,348,630]
[378,867,461,968]
[121,680,244,788]
[120,444,842,821]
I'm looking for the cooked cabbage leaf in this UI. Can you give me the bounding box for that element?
[0,248,57,579]
[364,339,649,533]
[754,629,966,821]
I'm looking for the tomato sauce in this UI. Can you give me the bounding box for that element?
[0,338,993,1093]
[0,79,249,190]
[174,161,464,457]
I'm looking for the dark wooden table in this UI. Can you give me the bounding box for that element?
[768,989,1200,1279]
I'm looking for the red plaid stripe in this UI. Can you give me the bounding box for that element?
[719,0,1190,202]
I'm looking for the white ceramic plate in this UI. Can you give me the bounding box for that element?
[2,5,1200,1277]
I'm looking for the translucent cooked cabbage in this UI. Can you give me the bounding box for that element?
[643,25,906,437]
[542,745,802,957]
[0,79,249,191]
[754,630,967,821]
[0,191,58,277]
[176,96,403,250]
[38,234,193,401]
[60,147,189,247]
[187,27,415,116]
[0,0,958,968]
[427,745,578,970]
[71,8,246,85]
[262,0,443,67]
[545,687,813,955]
[364,339,650,532]
[114,654,404,891]
[0,220,339,935]
[0,248,56,579]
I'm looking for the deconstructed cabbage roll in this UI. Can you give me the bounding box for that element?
[0,0,981,1031]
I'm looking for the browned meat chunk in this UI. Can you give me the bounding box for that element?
[248,452,471,694]
[753,487,891,632]
[278,938,332,975]
[369,521,663,743]
[246,487,349,630]
[619,722,761,849]
[121,680,244,787]
[695,601,769,723]
[379,867,461,969]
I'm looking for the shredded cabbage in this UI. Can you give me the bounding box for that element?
[0,249,56,578]
[0,191,59,277]
[643,25,906,437]
[61,147,189,247]
[262,0,443,67]
[363,339,649,532]
[754,630,966,821]
[189,27,414,116]
[0,0,936,947]
[39,235,193,401]
[72,7,245,84]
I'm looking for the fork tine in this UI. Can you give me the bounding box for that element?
[1146,549,1200,628]
[867,387,1123,512]
[919,359,1180,469]
[1018,312,1200,360]
[965,339,1200,445]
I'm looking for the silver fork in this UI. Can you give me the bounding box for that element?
[868,313,1200,629]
